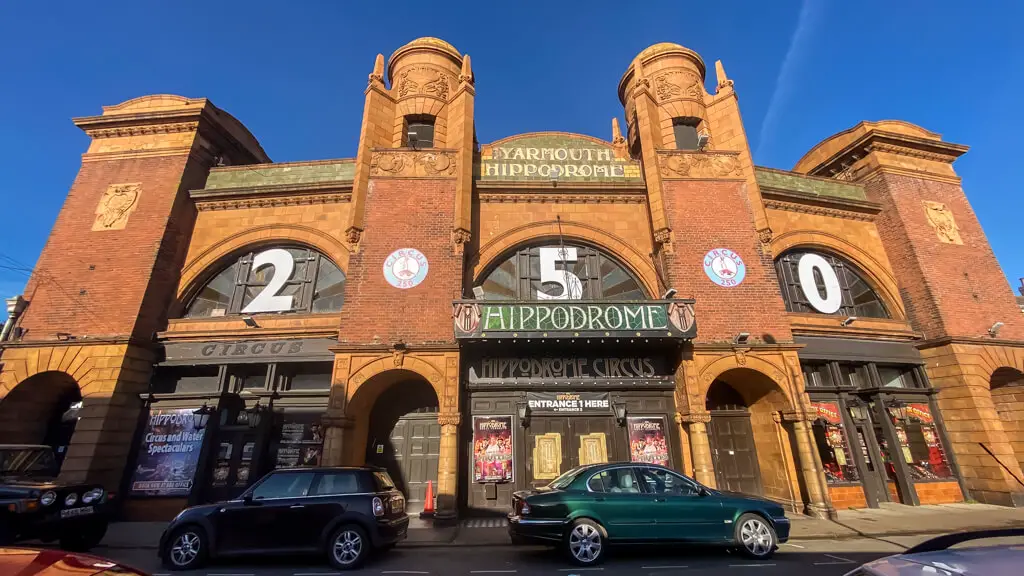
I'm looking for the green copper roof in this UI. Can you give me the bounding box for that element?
[204,160,355,190]
[755,167,866,201]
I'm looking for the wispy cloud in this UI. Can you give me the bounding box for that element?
[754,0,821,161]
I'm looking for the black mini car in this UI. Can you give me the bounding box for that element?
[0,444,111,551]
[160,466,409,571]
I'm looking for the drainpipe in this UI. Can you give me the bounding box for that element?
[1,295,26,342]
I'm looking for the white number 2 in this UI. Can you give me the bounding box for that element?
[241,248,295,313]
[536,247,583,300]
[797,253,842,314]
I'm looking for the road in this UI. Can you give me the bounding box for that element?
[95,536,930,576]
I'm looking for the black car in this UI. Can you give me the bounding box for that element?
[0,444,111,551]
[160,466,409,571]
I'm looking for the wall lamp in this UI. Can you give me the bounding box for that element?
[989,322,1005,338]
[613,402,628,426]
[241,315,260,328]
[841,316,858,327]
[516,401,531,427]
[662,288,677,299]
[192,403,214,431]
[733,332,750,345]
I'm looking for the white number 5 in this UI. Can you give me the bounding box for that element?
[241,248,295,313]
[537,246,583,300]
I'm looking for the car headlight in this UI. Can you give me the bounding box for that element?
[65,493,78,506]
[82,488,104,504]
[40,491,57,506]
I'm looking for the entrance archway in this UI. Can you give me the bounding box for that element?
[991,367,1024,471]
[349,372,441,513]
[0,371,82,470]
[706,368,794,502]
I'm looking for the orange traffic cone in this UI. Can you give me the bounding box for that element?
[420,480,435,518]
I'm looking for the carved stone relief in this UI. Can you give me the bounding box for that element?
[370,150,457,177]
[396,66,454,101]
[653,70,703,102]
[923,200,964,245]
[659,152,741,179]
[92,183,141,231]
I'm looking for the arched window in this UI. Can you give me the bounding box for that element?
[774,250,888,318]
[476,243,646,301]
[185,246,345,318]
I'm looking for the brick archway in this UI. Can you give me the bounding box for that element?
[472,220,660,298]
[696,354,796,412]
[176,223,352,305]
[771,230,905,320]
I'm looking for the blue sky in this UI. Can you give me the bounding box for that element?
[2,1,1023,320]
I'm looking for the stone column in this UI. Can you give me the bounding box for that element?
[320,412,354,467]
[683,411,716,488]
[674,413,693,477]
[789,414,836,519]
[436,412,461,521]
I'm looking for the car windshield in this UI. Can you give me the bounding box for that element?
[0,447,57,476]
[546,467,587,490]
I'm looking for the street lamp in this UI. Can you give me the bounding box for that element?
[246,400,267,430]
[192,403,214,431]
[613,402,627,426]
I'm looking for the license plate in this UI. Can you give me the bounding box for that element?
[60,506,94,519]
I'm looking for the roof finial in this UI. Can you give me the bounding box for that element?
[460,54,474,85]
[369,53,385,86]
[612,117,625,144]
[715,60,734,91]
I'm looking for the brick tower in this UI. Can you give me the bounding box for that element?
[795,121,1024,506]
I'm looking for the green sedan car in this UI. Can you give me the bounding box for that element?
[507,463,790,566]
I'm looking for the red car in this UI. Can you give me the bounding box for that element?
[0,547,149,576]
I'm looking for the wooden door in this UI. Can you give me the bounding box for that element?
[389,414,440,511]
[708,413,762,496]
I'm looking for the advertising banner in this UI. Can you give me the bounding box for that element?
[129,409,205,497]
[627,416,669,466]
[274,412,324,469]
[473,416,514,483]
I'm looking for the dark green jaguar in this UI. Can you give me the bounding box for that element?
[507,463,790,566]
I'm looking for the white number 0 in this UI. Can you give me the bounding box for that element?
[797,253,842,314]
[536,246,583,300]
[241,248,295,313]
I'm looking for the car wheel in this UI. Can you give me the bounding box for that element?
[734,513,777,559]
[564,518,607,566]
[163,525,208,571]
[328,524,369,570]
[60,520,108,552]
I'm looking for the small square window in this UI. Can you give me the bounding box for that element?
[406,116,435,148]
[672,118,700,150]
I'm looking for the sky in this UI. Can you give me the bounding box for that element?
[1,0,1023,321]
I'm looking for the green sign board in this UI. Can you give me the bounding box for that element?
[453,300,696,340]
[477,133,644,183]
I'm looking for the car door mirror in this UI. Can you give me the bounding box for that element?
[242,493,255,505]
[697,486,711,497]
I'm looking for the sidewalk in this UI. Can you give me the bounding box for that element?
[96,502,1024,550]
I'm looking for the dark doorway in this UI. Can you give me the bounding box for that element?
[0,371,82,472]
[366,379,440,513]
[706,380,763,496]
[525,416,619,488]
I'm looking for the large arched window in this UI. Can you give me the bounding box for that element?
[185,245,345,318]
[476,243,646,301]
[774,250,888,318]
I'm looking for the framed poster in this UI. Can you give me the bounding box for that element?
[627,416,670,467]
[129,409,206,497]
[473,416,514,483]
[273,412,325,469]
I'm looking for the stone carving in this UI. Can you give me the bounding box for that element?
[397,66,453,100]
[654,70,702,101]
[452,228,471,255]
[370,150,457,177]
[762,199,873,222]
[437,412,461,427]
[653,227,672,245]
[92,183,141,231]
[660,152,741,179]
[195,193,350,212]
[679,411,712,424]
[85,122,197,139]
[757,228,774,245]
[923,200,963,245]
[368,53,385,85]
[734,348,748,366]
[479,193,645,205]
[392,348,405,368]
[345,226,362,245]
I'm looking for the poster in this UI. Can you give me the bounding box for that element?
[627,416,669,466]
[129,409,205,497]
[473,416,513,483]
[274,413,324,469]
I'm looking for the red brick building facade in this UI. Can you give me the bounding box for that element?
[3,38,1024,520]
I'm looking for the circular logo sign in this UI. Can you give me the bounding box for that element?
[703,248,746,287]
[383,248,429,289]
